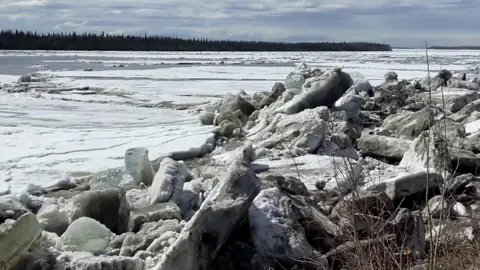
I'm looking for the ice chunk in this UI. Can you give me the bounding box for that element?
[0,213,42,269]
[36,202,69,235]
[149,158,190,205]
[89,167,137,190]
[125,147,155,186]
[198,111,215,125]
[25,183,46,194]
[70,188,129,234]
[466,119,480,134]
[59,217,114,254]
[249,188,314,263]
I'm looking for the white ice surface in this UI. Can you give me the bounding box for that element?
[2,49,479,63]
[38,62,465,86]
[46,77,275,105]
[0,75,19,84]
[466,119,480,134]
[39,62,473,88]
[0,94,214,193]
[39,65,291,80]
[43,59,255,66]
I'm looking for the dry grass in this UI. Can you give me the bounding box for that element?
[433,239,480,270]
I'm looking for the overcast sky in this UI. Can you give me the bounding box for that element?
[1,0,478,47]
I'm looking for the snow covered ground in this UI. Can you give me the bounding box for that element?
[1,49,479,193]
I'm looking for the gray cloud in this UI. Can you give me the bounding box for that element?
[0,0,478,47]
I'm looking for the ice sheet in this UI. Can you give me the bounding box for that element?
[42,59,254,66]
[2,49,480,63]
[0,94,214,193]
[0,75,19,84]
[47,77,275,105]
[39,65,291,80]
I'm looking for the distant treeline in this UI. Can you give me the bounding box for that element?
[429,46,480,50]
[0,30,392,52]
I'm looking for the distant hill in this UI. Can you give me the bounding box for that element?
[428,46,480,50]
[0,30,392,52]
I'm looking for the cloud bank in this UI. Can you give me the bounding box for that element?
[0,0,478,47]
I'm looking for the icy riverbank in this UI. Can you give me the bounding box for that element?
[2,58,480,269]
[2,50,480,194]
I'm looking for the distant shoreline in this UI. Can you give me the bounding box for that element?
[428,46,480,50]
[392,46,480,50]
[0,29,392,52]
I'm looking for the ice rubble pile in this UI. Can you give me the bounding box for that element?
[2,64,480,269]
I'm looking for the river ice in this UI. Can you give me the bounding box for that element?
[1,49,479,193]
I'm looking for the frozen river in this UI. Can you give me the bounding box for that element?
[1,49,479,193]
